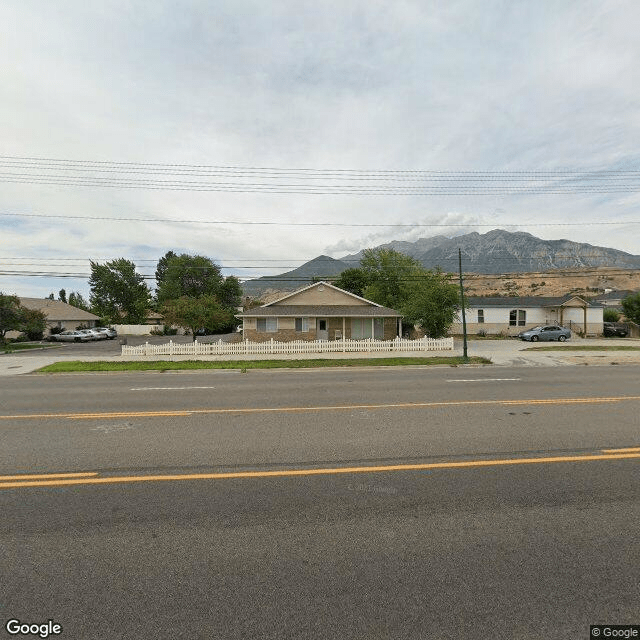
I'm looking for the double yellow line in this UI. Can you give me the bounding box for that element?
[2,395,640,421]
[2,448,639,490]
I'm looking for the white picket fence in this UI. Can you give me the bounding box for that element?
[121,336,454,357]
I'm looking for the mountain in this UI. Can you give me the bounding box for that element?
[241,230,640,296]
[241,255,350,297]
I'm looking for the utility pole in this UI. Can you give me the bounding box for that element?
[458,248,468,362]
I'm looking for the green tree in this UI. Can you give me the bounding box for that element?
[360,248,424,309]
[68,291,90,311]
[217,275,243,310]
[621,292,640,324]
[401,269,460,338]
[154,250,178,287]
[161,296,233,341]
[0,293,22,342]
[89,259,151,324]
[333,268,370,297]
[603,308,621,322]
[155,253,224,304]
[58,289,67,303]
[20,308,47,340]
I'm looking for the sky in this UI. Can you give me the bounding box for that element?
[1,0,639,299]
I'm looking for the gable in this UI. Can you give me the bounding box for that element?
[269,283,372,307]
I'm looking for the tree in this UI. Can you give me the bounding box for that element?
[217,276,242,310]
[154,250,178,286]
[621,292,640,324]
[333,268,370,298]
[20,308,47,340]
[603,308,621,322]
[89,259,151,324]
[68,291,90,311]
[161,296,233,341]
[155,253,223,304]
[58,289,67,303]
[0,293,22,342]
[401,269,460,338]
[360,248,424,309]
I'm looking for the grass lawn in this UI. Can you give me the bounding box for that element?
[523,345,640,352]
[2,343,60,353]
[37,356,491,373]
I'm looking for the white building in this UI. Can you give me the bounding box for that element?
[451,295,604,336]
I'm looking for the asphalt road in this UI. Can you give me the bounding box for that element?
[1,366,639,639]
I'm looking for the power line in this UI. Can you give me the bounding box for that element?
[2,211,640,226]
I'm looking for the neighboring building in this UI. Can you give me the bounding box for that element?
[8,297,100,337]
[452,295,604,336]
[237,281,403,342]
[592,289,636,310]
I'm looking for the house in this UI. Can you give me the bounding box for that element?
[237,281,403,342]
[592,289,636,310]
[451,295,604,336]
[7,297,100,338]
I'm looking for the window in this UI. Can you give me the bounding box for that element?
[351,318,372,339]
[477,309,484,324]
[295,317,308,332]
[256,318,278,332]
[509,309,526,326]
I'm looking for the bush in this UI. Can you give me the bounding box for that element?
[163,326,178,335]
[50,326,65,335]
[477,329,487,337]
[603,309,621,322]
[149,327,164,336]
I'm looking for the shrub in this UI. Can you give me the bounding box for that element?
[477,329,487,337]
[603,309,621,322]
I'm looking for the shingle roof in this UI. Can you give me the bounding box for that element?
[466,295,603,308]
[19,298,99,321]
[238,305,402,317]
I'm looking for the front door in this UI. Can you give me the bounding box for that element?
[317,318,328,341]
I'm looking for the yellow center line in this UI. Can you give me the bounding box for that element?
[0,472,99,480]
[601,447,640,453]
[1,452,639,489]
[2,395,640,421]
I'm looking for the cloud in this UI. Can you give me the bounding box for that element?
[1,0,639,297]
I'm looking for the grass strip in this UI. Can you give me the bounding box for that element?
[37,356,490,373]
[523,345,640,352]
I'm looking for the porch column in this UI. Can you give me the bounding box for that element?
[583,305,587,335]
[342,316,345,339]
[398,318,402,338]
[371,318,374,339]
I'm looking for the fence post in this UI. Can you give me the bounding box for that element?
[270,337,274,354]
[145,341,150,356]
[343,336,346,353]
[169,340,173,356]
[245,339,248,355]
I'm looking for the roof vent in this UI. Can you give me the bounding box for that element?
[318,285,324,291]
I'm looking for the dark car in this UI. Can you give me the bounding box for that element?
[603,322,628,337]
[518,325,571,342]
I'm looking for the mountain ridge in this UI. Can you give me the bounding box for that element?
[242,229,640,296]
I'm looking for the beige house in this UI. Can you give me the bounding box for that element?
[18,297,99,334]
[238,281,403,342]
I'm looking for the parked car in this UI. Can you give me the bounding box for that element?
[518,325,571,342]
[603,322,628,337]
[51,330,93,342]
[95,326,118,339]
[78,329,107,341]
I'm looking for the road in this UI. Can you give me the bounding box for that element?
[1,366,639,639]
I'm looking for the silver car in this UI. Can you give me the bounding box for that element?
[53,330,93,342]
[95,326,118,339]
[518,325,571,342]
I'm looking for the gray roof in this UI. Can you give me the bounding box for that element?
[238,305,402,318]
[466,295,603,308]
[19,297,99,321]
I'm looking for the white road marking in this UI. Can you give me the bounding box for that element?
[130,386,217,391]
[447,378,521,383]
